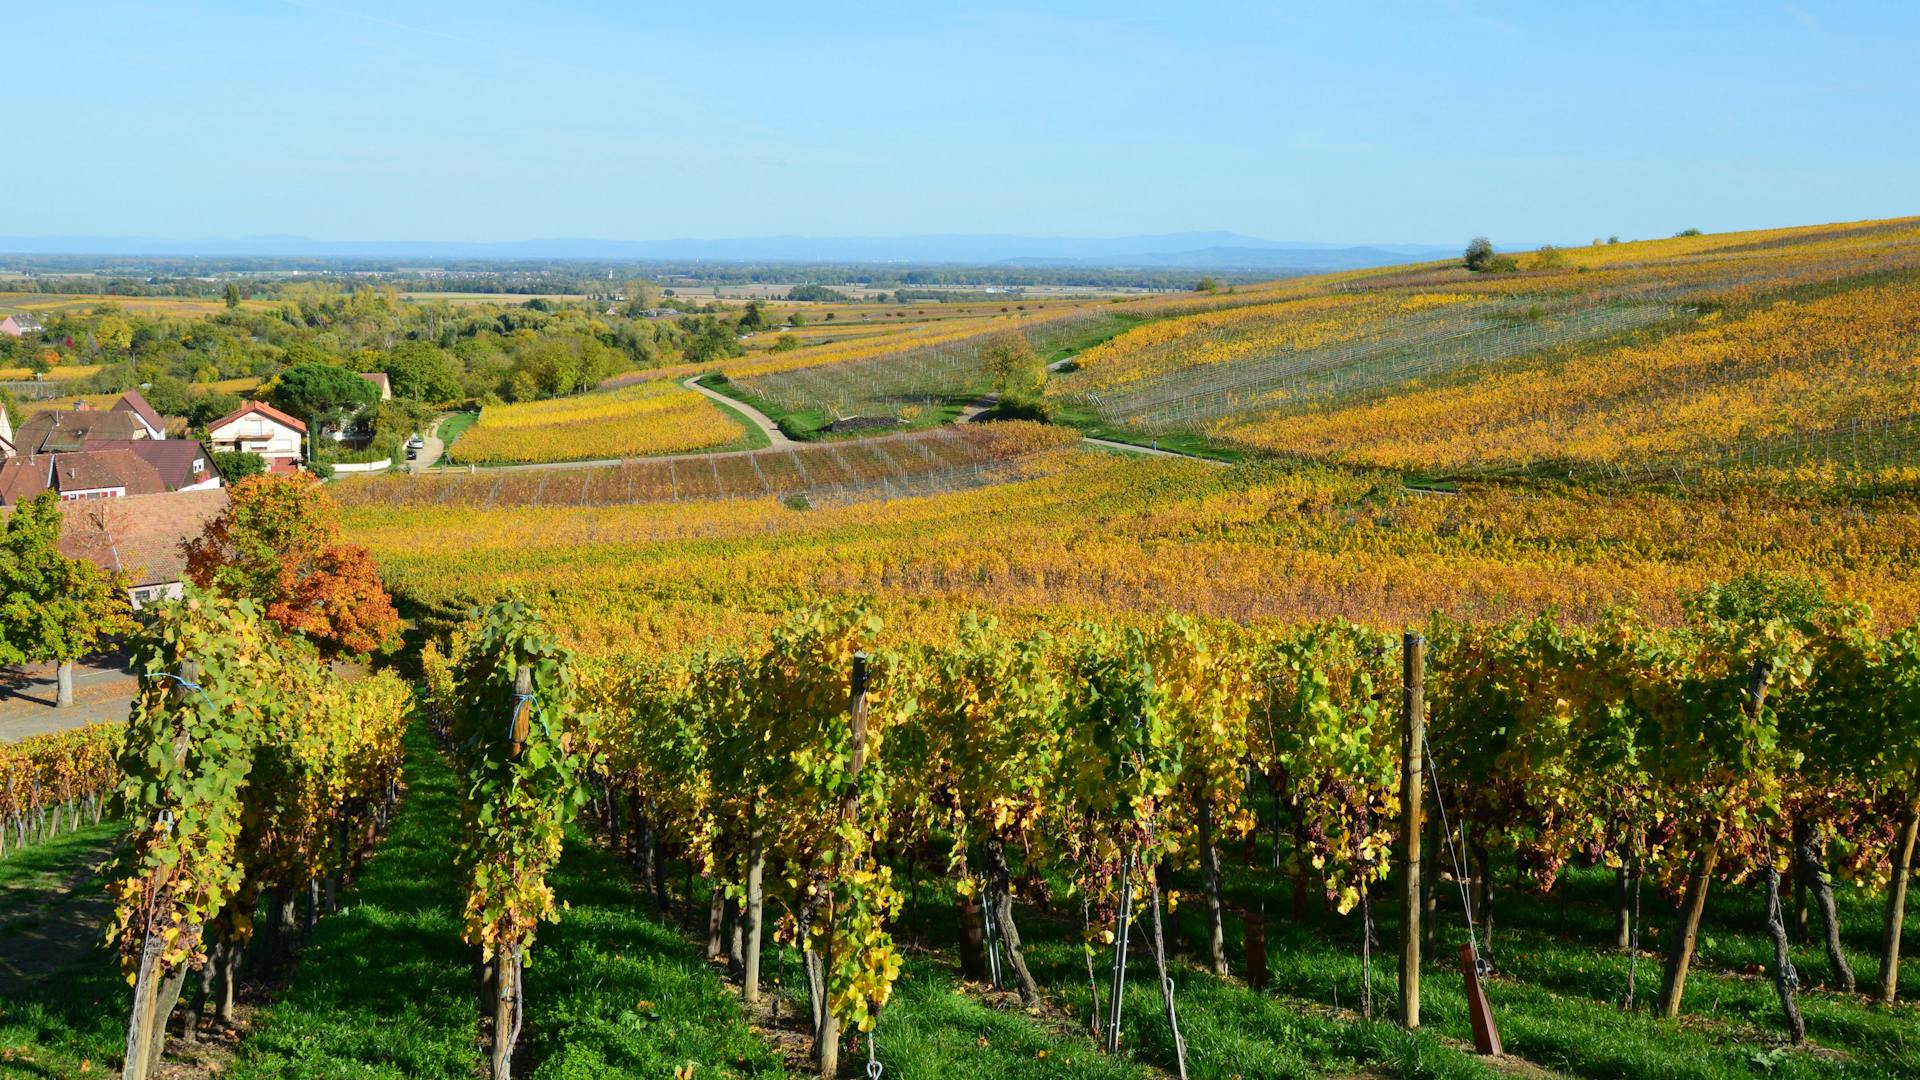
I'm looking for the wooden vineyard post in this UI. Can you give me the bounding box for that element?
[816,652,871,1080]
[491,662,534,1080]
[1399,631,1424,1029]
[122,659,199,1080]
[122,931,166,1080]
[1876,787,1920,1005]
[1243,907,1268,990]
[956,898,988,981]
[1461,943,1504,1056]
[743,799,767,1006]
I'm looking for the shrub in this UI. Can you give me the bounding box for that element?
[213,450,266,481]
[981,392,1057,424]
[1464,237,1496,271]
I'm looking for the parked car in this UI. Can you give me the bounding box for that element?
[406,445,420,460]
[407,435,426,450]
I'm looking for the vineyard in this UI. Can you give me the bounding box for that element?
[1043,216,1920,488]
[341,420,1080,510]
[12,577,1920,1078]
[726,310,1137,421]
[13,219,1920,1080]
[446,378,750,464]
[530,581,1920,1077]
[341,453,1920,655]
[0,723,117,857]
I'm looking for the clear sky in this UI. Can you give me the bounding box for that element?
[11,1,1919,245]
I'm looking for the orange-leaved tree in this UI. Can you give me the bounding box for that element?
[185,474,400,657]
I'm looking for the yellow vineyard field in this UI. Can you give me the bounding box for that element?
[450,378,745,464]
[344,452,1920,656]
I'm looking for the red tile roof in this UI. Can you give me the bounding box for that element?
[112,390,168,435]
[0,455,51,503]
[210,399,308,434]
[359,372,391,396]
[79,437,214,489]
[32,487,230,588]
[51,448,167,496]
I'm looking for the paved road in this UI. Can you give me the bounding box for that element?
[681,375,793,447]
[0,655,136,742]
[410,418,447,473]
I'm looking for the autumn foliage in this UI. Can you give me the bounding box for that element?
[185,474,400,657]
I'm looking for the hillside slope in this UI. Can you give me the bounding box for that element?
[1045,217,1920,490]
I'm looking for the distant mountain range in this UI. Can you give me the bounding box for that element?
[0,232,1458,270]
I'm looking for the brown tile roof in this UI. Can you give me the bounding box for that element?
[51,448,167,496]
[41,488,229,588]
[80,437,214,489]
[13,408,148,453]
[112,390,168,435]
[0,455,51,503]
[210,399,308,435]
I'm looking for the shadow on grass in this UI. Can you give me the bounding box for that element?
[523,832,783,1079]
[229,724,482,1080]
[0,821,128,1078]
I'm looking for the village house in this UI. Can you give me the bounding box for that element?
[112,388,170,439]
[0,393,220,506]
[0,313,45,337]
[359,371,392,400]
[10,401,151,453]
[38,487,229,608]
[206,400,307,472]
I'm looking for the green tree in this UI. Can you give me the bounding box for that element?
[0,492,136,707]
[95,315,133,354]
[224,283,243,309]
[681,316,744,364]
[1464,237,1496,271]
[188,390,244,430]
[620,278,661,313]
[979,332,1044,396]
[382,341,464,403]
[738,300,769,332]
[269,362,379,430]
[1193,276,1220,293]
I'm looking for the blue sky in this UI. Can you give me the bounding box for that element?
[11,1,1919,245]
